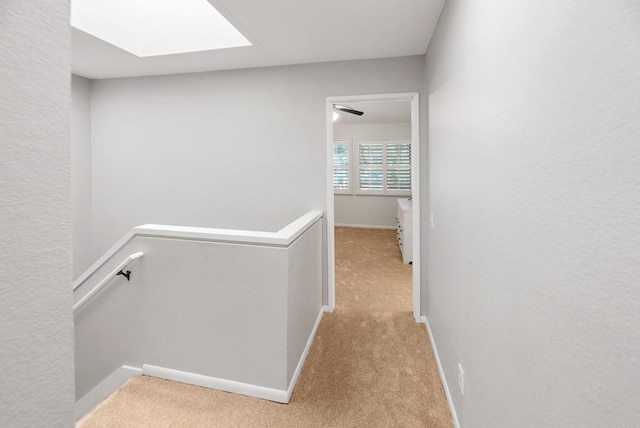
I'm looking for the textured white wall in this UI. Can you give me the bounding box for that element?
[72,75,93,278]
[425,0,640,426]
[334,122,411,228]
[90,56,426,304]
[0,2,74,427]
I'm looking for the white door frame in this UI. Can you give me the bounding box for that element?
[325,92,421,322]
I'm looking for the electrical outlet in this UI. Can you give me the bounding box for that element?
[430,212,434,229]
[458,363,464,396]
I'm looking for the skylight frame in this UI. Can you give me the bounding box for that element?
[71,0,252,58]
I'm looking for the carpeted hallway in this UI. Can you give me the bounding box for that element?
[77,227,452,427]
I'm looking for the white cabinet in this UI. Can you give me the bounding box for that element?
[396,198,413,264]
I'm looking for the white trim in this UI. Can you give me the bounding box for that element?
[326,92,420,320]
[275,211,324,245]
[410,95,421,322]
[421,316,461,428]
[329,92,422,103]
[75,365,142,420]
[73,210,323,290]
[335,194,411,198]
[143,364,290,403]
[286,306,325,399]
[334,223,396,230]
[355,190,413,197]
[326,98,337,311]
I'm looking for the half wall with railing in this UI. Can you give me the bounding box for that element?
[73,211,324,419]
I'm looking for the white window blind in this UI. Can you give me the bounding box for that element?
[358,143,384,191]
[333,140,350,193]
[386,143,411,191]
[357,140,411,195]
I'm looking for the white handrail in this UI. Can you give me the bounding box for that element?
[73,211,323,290]
[73,252,144,313]
[132,211,323,248]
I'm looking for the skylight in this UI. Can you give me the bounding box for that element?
[71,0,251,57]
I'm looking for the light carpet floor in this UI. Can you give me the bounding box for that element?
[78,227,452,427]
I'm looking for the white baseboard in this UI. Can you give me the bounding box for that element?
[286,306,325,399]
[76,308,327,415]
[143,364,290,403]
[334,223,396,230]
[143,306,327,405]
[75,365,142,420]
[421,316,461,428]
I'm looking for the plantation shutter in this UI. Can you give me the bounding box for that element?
[386,143,411,191]
[357,141,411,194]
[333,142,350,191]
[358,143,384,191]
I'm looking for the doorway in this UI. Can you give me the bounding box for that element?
[325,93,421,322]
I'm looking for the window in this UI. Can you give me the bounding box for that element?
[385,142,412,192]
[333,140,351,194]
[357,140,411,195]
[333,139,411,195]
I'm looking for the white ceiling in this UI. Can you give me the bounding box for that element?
[72,0,446,79]
[334,101,411,124]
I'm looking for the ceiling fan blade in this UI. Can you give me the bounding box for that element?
[334,105,364,116]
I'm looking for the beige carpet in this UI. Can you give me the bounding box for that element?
[78,227,452,427]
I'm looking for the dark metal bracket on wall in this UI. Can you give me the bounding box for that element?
[117,270,131,281]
